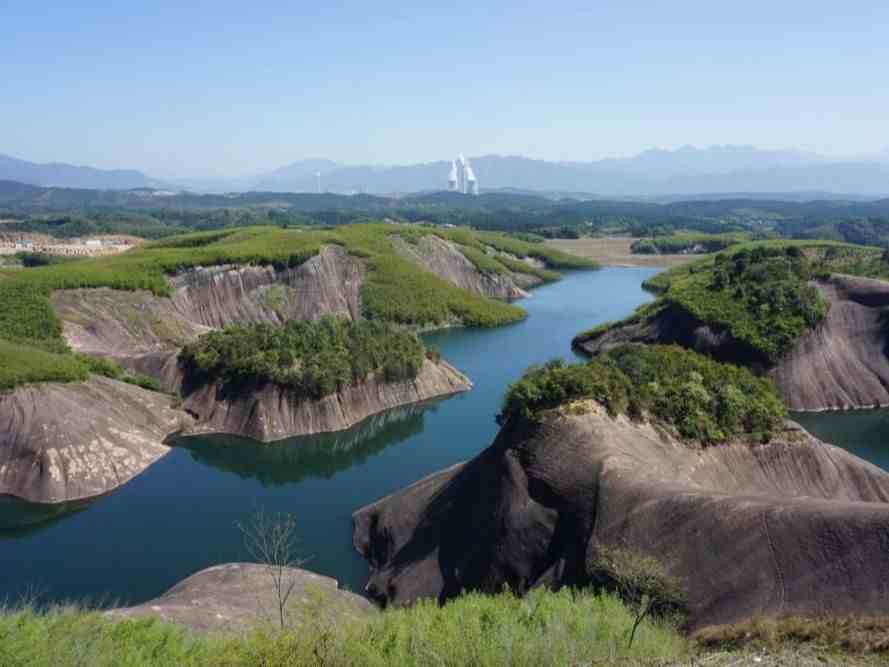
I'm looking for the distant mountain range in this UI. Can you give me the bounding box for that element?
[3,145,889,196]
[0,153,165,190]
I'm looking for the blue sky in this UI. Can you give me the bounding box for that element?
[2,1,887,177]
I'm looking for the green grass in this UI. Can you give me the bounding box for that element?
[0,222,598,389]
[499,345,785,443]
[0,339,89,390]
[0,589,689,667]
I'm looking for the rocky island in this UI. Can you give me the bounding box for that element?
[574,242,889,411]
[0,223,596,503]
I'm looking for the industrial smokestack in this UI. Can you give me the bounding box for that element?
[464,159,478,195]
[448,160,458,191]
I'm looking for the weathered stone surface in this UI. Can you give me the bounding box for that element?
[170,244,366,329]
[51,288,210,356]
[772,275,889,411]
[394,235,529,300]
[107,563,376,633]
[53,245,367,361]
[353,407,889,629]
[182,359,472,442]
[576,274,889,411]
[0,376,191,503]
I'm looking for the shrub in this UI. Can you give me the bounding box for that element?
[180,316,427,398]
[498,345,786,443]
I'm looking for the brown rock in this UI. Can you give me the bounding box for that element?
[107,562,376,633]
[394,235,529,300]
[0,376,191,503]
[353,408,889,629]
[182,359,472,442]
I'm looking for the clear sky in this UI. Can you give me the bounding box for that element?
[3,1,888,178]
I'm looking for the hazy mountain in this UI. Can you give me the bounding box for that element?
[4,145,889,196]
[0,153,159,190]
[244,147,889,196]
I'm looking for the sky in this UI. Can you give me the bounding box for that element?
[2,1,888,178]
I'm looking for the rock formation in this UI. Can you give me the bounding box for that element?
[353,405,889,629]
[181,359,471,442]
[51,244,366,359]
[576,274,889,411]
[0,376,191,503]
[394,235,532,300]
[108,562,376,633]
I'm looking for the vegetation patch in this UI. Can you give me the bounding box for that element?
[596,241,889,364]
[630,231,747,256]
[180,317,428,398]
[498,345,785,443]
[0,588,689,667]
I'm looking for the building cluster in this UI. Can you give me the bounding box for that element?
[447,154,479,195]
[0,236,133,257]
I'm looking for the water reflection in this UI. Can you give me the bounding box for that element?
[174,399,441,486]
[0,496,94,537]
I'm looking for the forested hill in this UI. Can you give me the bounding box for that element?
[4,179,889,248]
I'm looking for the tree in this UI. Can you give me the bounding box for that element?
[238,509,307,630]
[590,544,687,648]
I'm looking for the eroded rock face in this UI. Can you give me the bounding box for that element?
[353,407,889,628]
[170,244,366,329]
[772,275,889,411]
[107,562,376,633]
[182,359,472,442]
[52,245,367,361]
[0,376,191,503]
[576,274,889,411]
[395,235,530,300]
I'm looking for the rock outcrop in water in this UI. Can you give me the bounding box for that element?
[353,405,889,629]
[181,359,471,442]
[0,376,191,503]
[575,274,889,411]
[108,563,376,632]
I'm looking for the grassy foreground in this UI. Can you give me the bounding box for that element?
[0,589,687,667]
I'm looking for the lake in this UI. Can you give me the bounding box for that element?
[3,265,887,607]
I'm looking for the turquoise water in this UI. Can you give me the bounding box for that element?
[0,267,660,606]
[793,409,889,472]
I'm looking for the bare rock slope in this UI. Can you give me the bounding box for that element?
[394,235,532,300]
[109,563,376,633]
[353,406,889,629]
[51,244,366,360]
[182,359,472,442]
[0,376,191,503]
[576,274,889,411]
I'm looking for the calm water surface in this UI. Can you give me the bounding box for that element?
[4,267,887,606]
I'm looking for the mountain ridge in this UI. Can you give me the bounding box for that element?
[3,145,889,195]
